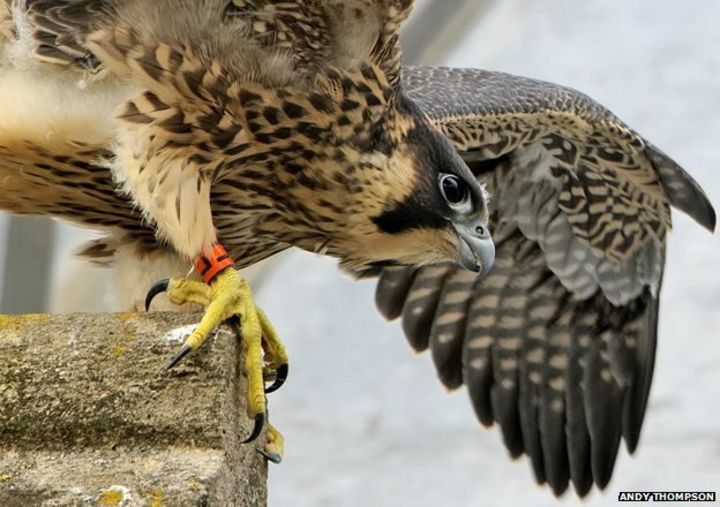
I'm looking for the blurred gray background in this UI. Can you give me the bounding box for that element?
[1,0,718,505]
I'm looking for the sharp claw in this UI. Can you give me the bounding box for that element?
[256,448,282,464]
[145,279,170,311]
[167,344,193,370]
[264,363,289,394]
[242,413,265,444]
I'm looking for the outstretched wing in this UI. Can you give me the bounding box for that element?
[376,66,715,496]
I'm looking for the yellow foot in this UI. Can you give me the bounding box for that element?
[257,424,285,464]
[145,268,289,450]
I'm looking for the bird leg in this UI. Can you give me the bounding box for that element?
[145,244,288,462]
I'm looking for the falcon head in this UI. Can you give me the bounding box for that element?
[361,115,493,273]
[293,94,496,276]
[229,64,494,275]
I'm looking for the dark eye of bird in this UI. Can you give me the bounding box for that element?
[440,174,468,205]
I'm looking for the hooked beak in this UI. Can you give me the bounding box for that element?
[455,222,495,275]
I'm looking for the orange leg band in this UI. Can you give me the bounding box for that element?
[194,244,235,284]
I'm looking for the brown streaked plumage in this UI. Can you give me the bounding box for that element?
[0,0,715,499]
[2,0,492,272]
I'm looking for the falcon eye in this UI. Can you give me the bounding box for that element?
[439,174,470,209]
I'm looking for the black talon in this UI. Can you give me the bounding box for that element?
[256,448,282,464]
[265,364,289,394]
[167,344,193,370]
[145,279,170,311]
[242,413,265,444]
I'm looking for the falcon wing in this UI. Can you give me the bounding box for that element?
[376,66,715,496]
[26,0,414,85]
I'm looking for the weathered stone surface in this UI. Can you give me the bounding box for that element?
[0,313,267,506]
[0,448,222,506]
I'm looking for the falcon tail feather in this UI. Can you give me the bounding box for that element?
[645,143,716,232]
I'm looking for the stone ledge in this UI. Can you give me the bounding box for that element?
[0,313,267,506]
[0,448,222,506]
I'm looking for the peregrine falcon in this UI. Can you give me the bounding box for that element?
[0,0,714,497]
